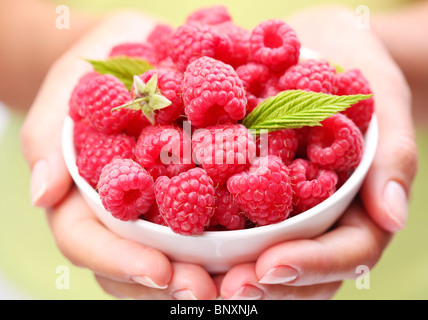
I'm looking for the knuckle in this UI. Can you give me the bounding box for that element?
[392,134,419,183]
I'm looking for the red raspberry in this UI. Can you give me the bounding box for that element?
[168,23,232,72]
[294,126,311,158]
[108,42,158,65]
[76,132,136,188]
[213,22,251,68]
[278,59,338,94]
[143,203,168,226]
[154,167,216,235]
[137,68,184,125]
[257,128,298,165]
[134,124,194,180]
[288,158,338,215]
[69,72,99,121]
[147,24,174,62]
[182,57,247,127]
[186,5,232,26]
[73,119,97,154]
[260,74,281,98]
[227,155,293,226]
[236,62,271,113]
[82,74,136,134]
[98,158,155,221]
[249,19,300,73]
[157,57,179,70]
[209,187,247,230]
[336,69,374,133]
[192,124,256,186]
[307,113,364,171]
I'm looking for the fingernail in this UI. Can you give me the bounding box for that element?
[131,275,168,289]
[383,181,408,232]
[30,160,49,207]
[259,265,299,284]
[171,289,198,300]
[229,284,264,300]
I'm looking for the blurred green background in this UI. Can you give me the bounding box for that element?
[0,0,427,299]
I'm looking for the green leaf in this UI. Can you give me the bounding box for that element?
[111,74,171,125]
[242,90,372,132]
[85,56,154,90]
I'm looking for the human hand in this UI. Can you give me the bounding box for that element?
[20,10,217,300]
[219,5,418,299]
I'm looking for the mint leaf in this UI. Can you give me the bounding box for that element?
[85,57,154,90]
[242,90,372,132]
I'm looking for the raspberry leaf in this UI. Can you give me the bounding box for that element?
[85,57,154,90]
[242,90,372,132]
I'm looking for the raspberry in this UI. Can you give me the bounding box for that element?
[260,74,281,98]
[73,119,97,154]
[307,113,364,171]
[98,158,155,221]
[76,132,136,188]
[294,126,311,158]
[192,124,256,186]
[82,74,136,134]
[336,69,374,133]
[155,167,215,235]
[288,158,338,215]
[236,62,271,113]
[186,5,232,26]
[109,42,158,65]
[134,124,194,180]
[278,59,338,94]
[182,57,247,127]
[213,22,251,68]
[143,203,168,226]
[156,57,178,70]
[249,19,300,73]
[69,72,99,121]
[257,128,298,165]
[168,23,232,72]
[227,155,293,226]
[209,187,247,230]
[137,68,184,125]
[147,24,174,62]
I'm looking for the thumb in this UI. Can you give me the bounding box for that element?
[20,58,84,208]
[360,71,418,233]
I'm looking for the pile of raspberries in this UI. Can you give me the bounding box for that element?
[69,6,374,236]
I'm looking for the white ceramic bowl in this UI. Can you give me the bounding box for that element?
[62,114,377,274]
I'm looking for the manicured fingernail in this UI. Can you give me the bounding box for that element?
[229,285,264,300]
[171,289,198,300]
[131,275,168,289]
[383,181,408,232]
[30,160,49,207]
[259,265,299,284]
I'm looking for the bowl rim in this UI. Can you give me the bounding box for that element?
[62,113,378,240]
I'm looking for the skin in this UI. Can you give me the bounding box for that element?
[6,1,423,299]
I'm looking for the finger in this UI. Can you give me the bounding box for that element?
[221,263,342,300]
[167,263,217,300]
[360,78,418,232]
[95,262,217,300]
[47,187,172,289]
[255,201,392,286]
